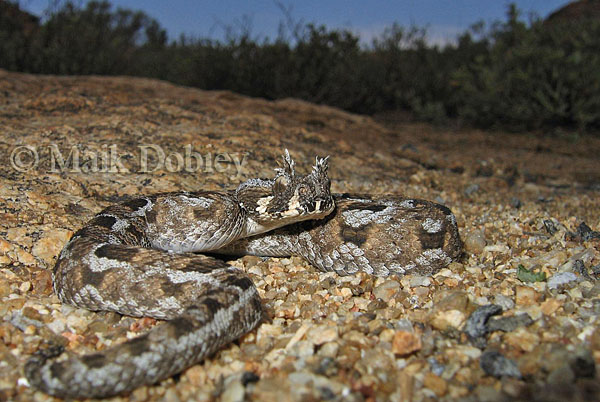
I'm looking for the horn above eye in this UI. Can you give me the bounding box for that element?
[274,174,289,193]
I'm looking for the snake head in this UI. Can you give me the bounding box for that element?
[237,150,334,235]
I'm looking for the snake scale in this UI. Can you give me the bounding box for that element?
[25,151,462,398]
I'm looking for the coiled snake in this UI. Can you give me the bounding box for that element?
[25,151,461,398]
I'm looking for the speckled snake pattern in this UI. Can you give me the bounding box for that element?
[25,151,461,398]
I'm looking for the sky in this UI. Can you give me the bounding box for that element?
[19,0,570,45]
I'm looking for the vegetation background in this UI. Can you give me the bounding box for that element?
[1,0,599,133]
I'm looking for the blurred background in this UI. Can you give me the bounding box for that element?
[2,0,599,133]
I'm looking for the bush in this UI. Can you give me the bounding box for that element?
[452,5,600,131]
[1,1,599,133]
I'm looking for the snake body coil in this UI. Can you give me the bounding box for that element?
[26,151,461,398]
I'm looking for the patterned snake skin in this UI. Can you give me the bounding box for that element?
[25,151,461,398]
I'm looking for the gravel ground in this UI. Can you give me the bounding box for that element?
[0,69,599,401]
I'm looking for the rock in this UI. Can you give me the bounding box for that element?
[428,357,445,376]
[431,310,467,331]
[423,372,447,397]
[501,377,527,398]
[307,324,338,346]
[510,197,522,209]
[288,340,314,358]
[392,330,422,356]
[540,298,562,315]
[547,365,576,385]
[6,227,31,247]
[464,229,486,254]
[31,229,72,266]
[435,291,469,311]
[570,347,596,378]
[464,304,502,347]
[543,219,559,235]
[409,275,431,287]
[0,238,12,254]
[480,350,521,379]
[475,385,503,402]
[318,342,339,358]
[515,286,537,306]
[493,294,515,311]
[483,244,510,253]
[221,376,245,402]
[16,249,36,266]
[464,184,480,196]
[241,371,259,386]
[548,272,578,289]
[573,259,592,280]
[19,281,31,293]
[487,313,534,333]
[568,222,600,242]
[504,328,540,352]
[372,279,401,302]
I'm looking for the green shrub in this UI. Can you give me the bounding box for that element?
[452,5,600,131]
[1,1,599,133]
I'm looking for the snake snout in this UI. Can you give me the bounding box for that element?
[306,195,334,215]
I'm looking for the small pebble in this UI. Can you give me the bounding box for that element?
[515,286,537,306]
[464,184,480,196]
[480,351,521,379]
[543,219,558,235]
[509,197,522,209]
[548,272,578,290]
[487,313,534,333]
[464,230,486,254]
[463,304,502,348]
[372,280,401,302]
[423,372,447,397]
[493,294,515,311]
[392,330,422,356]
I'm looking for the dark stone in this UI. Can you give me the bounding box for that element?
[464,304,502,348]
[314,356,337,376]
[319,386,336,400]
[573,259,593,281]
[592,264,600,280]
[510,197,522,209]
[577,222,600,241]
[487,313,534,333]
[464,184,480,196]
[428,357,445,376]
[571,349,596,378]
[567,222,600,242]
[241,371,259,386]
[543,219,558,235]
[480,350,521,378]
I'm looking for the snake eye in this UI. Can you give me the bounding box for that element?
[297,185,309,197]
